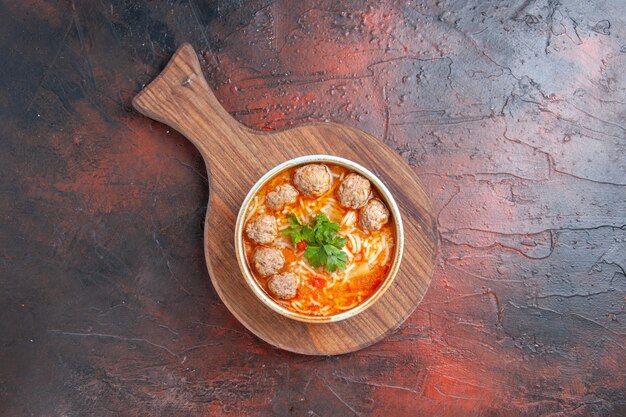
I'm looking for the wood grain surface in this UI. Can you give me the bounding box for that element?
[132,44,437,354]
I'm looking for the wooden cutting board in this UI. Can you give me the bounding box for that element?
[133,43,437,355]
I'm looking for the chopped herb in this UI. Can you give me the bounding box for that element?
[282,213,348,272]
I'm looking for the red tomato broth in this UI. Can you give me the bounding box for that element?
[243,163,396,317]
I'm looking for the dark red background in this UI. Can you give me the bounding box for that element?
[1,1,625,416]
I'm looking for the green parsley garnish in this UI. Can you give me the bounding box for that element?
[282,213,348,272]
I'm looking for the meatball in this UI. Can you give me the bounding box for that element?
[245,214,277,244]
[293,164,331,196]
[253,247,285,277]
[337,173,371,209]
[359,199,390,231]
[268,272,298,300]
[266,183,299,210]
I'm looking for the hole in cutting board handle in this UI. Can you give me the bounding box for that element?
[132,43,247,157]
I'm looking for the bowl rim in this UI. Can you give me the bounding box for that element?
[234,154,404,323]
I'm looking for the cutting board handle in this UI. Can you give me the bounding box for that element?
[132,43,247,158]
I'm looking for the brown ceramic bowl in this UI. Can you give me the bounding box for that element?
[234,155,404,323]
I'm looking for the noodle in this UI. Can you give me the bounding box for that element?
[243,163,395,317]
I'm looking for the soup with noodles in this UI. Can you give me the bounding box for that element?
[243,162,395,317]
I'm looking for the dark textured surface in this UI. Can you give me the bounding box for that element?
[0,1,625,416]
